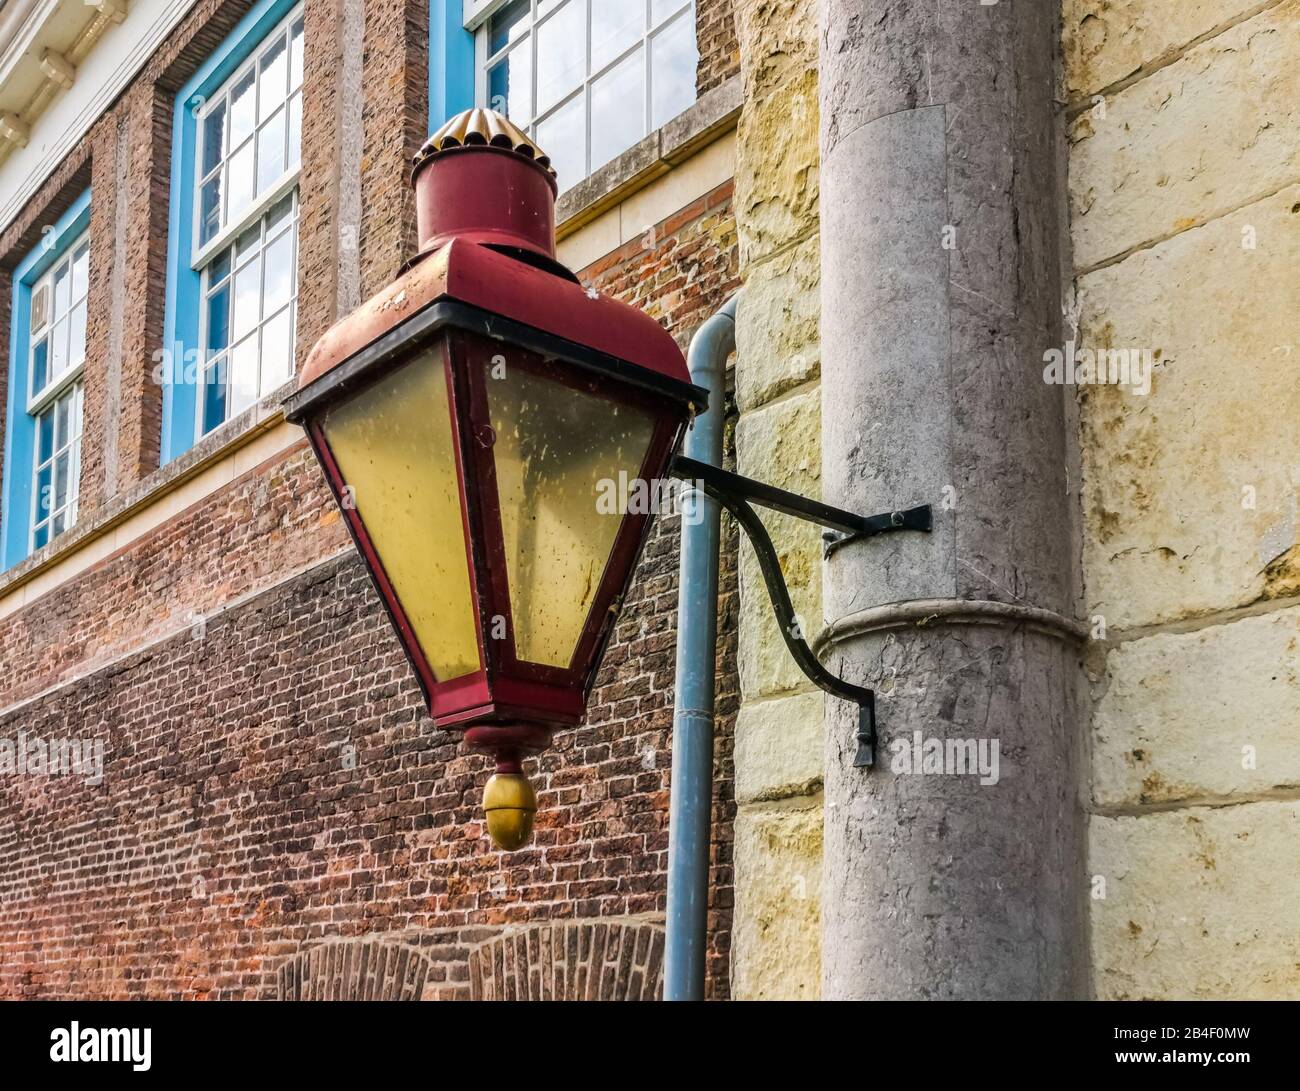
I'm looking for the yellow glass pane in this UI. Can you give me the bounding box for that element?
[489,366,656,667]
[323,349,480,680]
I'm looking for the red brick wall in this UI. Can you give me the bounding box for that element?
[359,0,430,298]
[0,533,731,1000]
[697,0,739,95]
[0,0,741,1001]
[0,443,348,707]
[0,182,740,1002]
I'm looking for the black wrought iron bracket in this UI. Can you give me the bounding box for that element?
[671,455,932,768]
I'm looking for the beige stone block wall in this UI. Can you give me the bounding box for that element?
[731,801,823,999]
[735,690,824,804]
[730,0,824,998]
[1077,184,1300,629]
[1093,608,1300,808]
[1062,0,1277,99]
[1068,0,1300,998]
[1092,804,1300,999]
[1068,0,1300,270]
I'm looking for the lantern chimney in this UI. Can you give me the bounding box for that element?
[411,108,560,265]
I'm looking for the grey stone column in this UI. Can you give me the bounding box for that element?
[817,2,1088,998]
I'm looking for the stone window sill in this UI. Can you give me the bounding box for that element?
[554,75,740,241]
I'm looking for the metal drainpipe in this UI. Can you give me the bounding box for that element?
[664,292,738,1001]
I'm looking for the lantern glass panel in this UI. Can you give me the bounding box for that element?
[486,364,656,668]
[322,349,480,680]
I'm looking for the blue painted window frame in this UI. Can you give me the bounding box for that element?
[160,0,304,465]
[2,188,92,570]
[430,1,475,131]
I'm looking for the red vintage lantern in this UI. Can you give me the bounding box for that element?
[284,109,704,849]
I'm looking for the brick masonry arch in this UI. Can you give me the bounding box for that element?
[467,919,666,1001]
[276,937,434,1001]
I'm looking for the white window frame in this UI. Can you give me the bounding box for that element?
[191,4,304,440]
[26,230,90,551]
[26,231,90,414]
[191,4,304,272]
[473,0,697,188]
[196,190,300,440]
[30,382,84,551]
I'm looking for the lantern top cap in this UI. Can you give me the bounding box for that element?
[414,108,557,180]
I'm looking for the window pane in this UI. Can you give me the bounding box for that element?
[259,33,288,118]
[50,317,68,378]
[68,302,87,367]
[208,247,231,286]
[257,107,287,193]
[227,140,255,221]
[592,0,644,72]
[202,101,226,178]
[290,18,304,88]
[55,392,70,445]
[651,12,699,129]
[31,338,48,395]
[489,0,529,55]
[488,43,532,124]
[54,452,69,509]
[36,462,51,517]
[228,335,259,416]
[199,177,222,246]
[71,244,89,301]
[38,409,54,462]
[591,47,644,171]
[263,227,294,314]
[287,92,302,171]
[536,92,585,191]
[535,0,585,114]
[233,255,262,341]
[54,261,70,316]
[321,350,481,680]
[266,191,294,234]
[487,362,657,667]
[651,0,688,24]
[33,522,48,550]
[236,220,262,263]
[207,284,230,352]
[31,283,49,333]
[260,306,293,390]
[230,68,256,147]
[203,360,227,434]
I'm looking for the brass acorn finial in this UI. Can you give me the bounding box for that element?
[483,768,537,851]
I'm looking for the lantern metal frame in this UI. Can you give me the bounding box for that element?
[287,299,706,754]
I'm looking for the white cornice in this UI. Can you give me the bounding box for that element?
[0,0,63,87]
[0,0,197,236]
